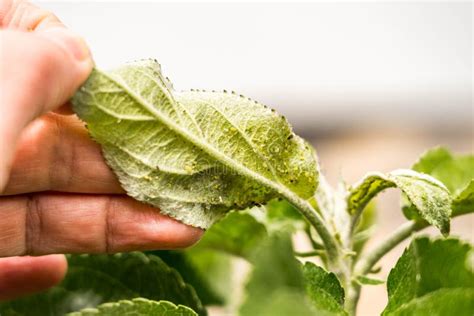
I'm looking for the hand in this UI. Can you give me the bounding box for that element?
[0,0,202,301]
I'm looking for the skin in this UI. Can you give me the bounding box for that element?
[0,0,203,301]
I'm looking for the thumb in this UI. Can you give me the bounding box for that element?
[0,29,93,191]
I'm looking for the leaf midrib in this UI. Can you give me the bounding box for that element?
[191,93,282,185]
[98,69,293,200]
[132,67,204,137]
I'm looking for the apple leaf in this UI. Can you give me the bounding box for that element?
[68,298,197,316]
[383,237,474,315]
[348,169,452,235]
[410,147,474,216]
[303,262,347,315]
[0,252,205,316]
[72,60,318,228]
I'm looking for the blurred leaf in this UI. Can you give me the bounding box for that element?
[197,211,267,259]
[0,253,205,316]
[302,263,347,315]
[410,147,474,216]
[411,147,453,175]
[239,234,314,316]
[385,288,474,316]
[68,298,197,316]
[266,199,303,221]
[452,180,474,216]
[426,155,474,196]
[383,237,474,315]
[243,290,319,316]
[348,169,452,235]
[149,250,231,306]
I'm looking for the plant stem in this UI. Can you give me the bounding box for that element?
[354,221,422,276]
[284,193,340,263]
[295,250,325,257]
[304,226,325,250]
[345,220,425,313]
[348,210,472,313]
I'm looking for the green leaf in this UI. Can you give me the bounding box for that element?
[245,290,319,316]
[452,180,474,216]
[385,288,474,316]
[411,147,474,216]
[383,237,474,315]
[239,234,315,316]
[302,262,347,315]
[348,169,452,235]
[68,298,197,316]
[197,211,267,259]
[180,249,231,305]
[266,199,303,222]
[411,147,453,175]
[148,250,231,306]
[0,252,205,316]
[66,253,205,314]
[421,154,474,196]
[262,198,305,232]
[72,60,318,228]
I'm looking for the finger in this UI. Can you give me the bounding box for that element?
[0,254,67,301]
[1,0,62,31]
[2,113,124,195]
[0,193,203,257]
[0,28,92,191]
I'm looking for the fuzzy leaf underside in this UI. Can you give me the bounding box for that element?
[68,298,197,316]
[72,60,318,228]
[348,169,452,235]
[383,237,474,315]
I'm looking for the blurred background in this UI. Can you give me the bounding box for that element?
[38,1,472,315]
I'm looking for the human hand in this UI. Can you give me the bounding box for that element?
[0,0,202,301]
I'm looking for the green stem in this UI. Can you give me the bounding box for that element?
[354,221,421,275]
[346,221,425,313]
[295,250,325,257]
[284,194,340,263]
[348,210,472,313]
